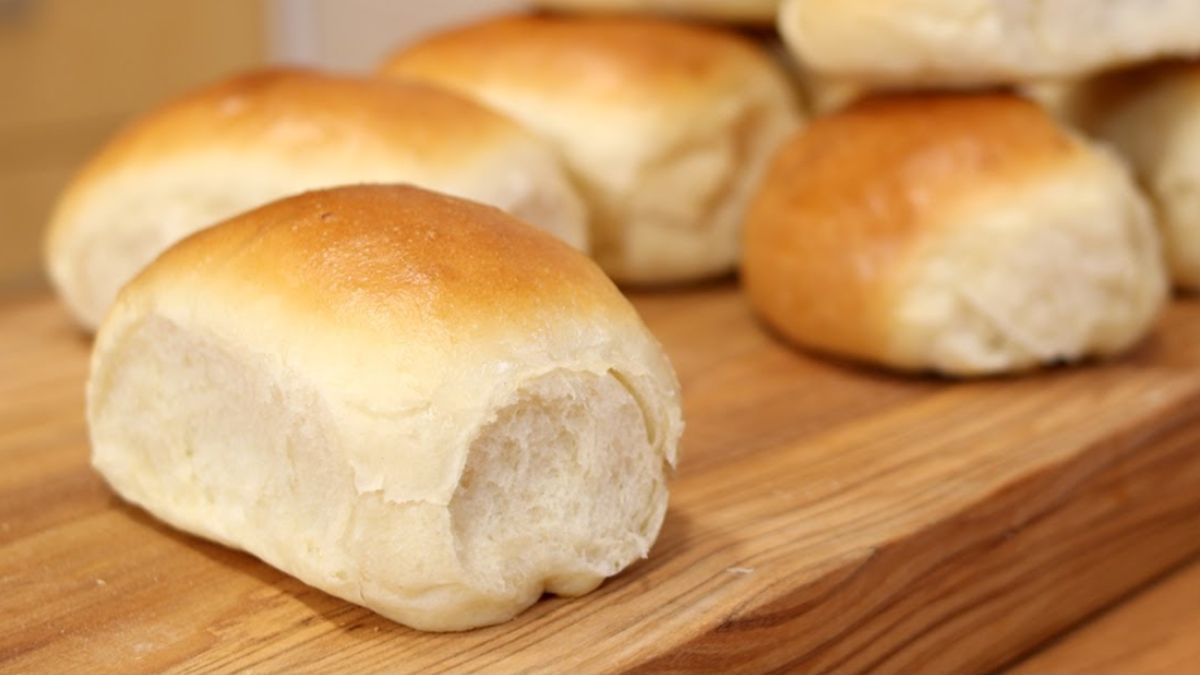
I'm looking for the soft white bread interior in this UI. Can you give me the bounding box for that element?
[1068,61,1200,291]
[743,94,1166,376]
[45,68,587,331]
[381,15,801,285]
[532,0,780,24]
[779,0,1200,89]
[88,185,683,631]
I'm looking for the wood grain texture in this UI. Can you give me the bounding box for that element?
[1012,558,1200,674]
[2,286,1200,672]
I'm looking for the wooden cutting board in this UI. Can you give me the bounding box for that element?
[3,286,1200,673]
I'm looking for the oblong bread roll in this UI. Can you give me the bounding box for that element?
[88,185,683,631]
[46,68,587,330]
[381,15,801,285]
[779,0,1200,88]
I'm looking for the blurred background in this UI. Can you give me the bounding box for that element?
[0,0,520,295]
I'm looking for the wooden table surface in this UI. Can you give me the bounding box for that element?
[3,286,1200,672]
[1014,556,1200,673]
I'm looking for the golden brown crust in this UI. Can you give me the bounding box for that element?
[742,93,1083,361]
[130,184,622,334]
[91,182,684,630]
[65,68,519,198]
[379,14,780,104]
[46,67,537,258]
[533,0,779,24]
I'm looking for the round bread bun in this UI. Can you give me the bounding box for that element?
[779,0,1200,89]
[45,68,587,331]
[380,15,801,285]
[533,0,779,24]
[88,184,683,632]
[1068,61,1200,291]
[743,93,1166,377]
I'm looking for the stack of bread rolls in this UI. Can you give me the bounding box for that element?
[520,0,1193,375]
[44,0,1199,633]
[47,6,802,634]
[743,0,1200,376]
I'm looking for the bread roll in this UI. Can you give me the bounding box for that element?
[1021,80,1077,120]
[88,184,683,631]
[1068,61,1200,290]
[533,0,779,24]
[779,0,1200,89]
[381,15,801,285]
[800,76,1076,117]
[798,74,864,115]
[45,68,587,331]
[743,94,1166,376]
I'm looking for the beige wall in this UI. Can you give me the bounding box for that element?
[268,0,523,72]
[0,0,266,293]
